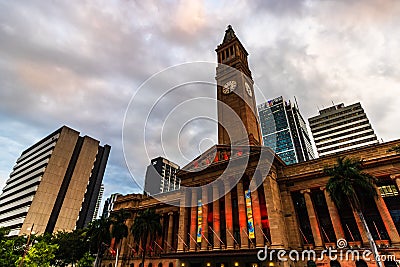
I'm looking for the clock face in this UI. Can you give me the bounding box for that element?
[245,82,252,97]
[222,80,237,94]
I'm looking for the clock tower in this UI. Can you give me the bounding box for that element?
[216,25,262,146]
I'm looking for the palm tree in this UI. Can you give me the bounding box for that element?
[86,216,111,267]
[131,209,162,267]
[388,145,400,154]
[109,209,130,250]
[325,157,382,267]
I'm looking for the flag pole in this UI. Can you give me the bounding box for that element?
[114,248,119,267]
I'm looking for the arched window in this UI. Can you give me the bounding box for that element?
[356,260,367,267]
[330,260,341,267]
[149,263,153,267]
[169,262,174,267]
[130,264,134,267]
[158,263,163,267]
[307,260,317,267]
[139,263,143,267]
[109,264,113,267]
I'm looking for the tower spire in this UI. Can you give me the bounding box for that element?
[222,25,236,43]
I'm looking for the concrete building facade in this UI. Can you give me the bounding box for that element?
[102,193,122,219]
[144,157,180,196]
[0,126,110,235]
[92,184,105,221]
[308,102,379,157]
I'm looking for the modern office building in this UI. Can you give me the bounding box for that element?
[101,193,121,219]
[144,156,180,196]
[92,184,104,221]
[0,126,110,236]
[308,102,379,157]
[258,96,315,164]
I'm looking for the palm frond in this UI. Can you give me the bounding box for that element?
[325,157,377,212]
[388,145,400,154]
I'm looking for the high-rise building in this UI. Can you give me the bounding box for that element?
[144,157,180,196]
[0,126,110,235]
[308,102,379,157]
[257,96,315,164]
[101,193,121,219]
[92,184,104,221]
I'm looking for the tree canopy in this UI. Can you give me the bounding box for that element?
[388,145,400,154]
[325,157,377,211]
[131,209,162,267]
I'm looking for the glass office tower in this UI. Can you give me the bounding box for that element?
[258,96,314,164]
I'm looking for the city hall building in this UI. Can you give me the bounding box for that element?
[102,27,400,267]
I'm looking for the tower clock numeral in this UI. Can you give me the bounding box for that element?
[222,80,237,94]
[245,82,252,97]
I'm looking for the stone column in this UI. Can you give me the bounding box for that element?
[224,181,234,249]
[167,212,174,252]
[213,184,221,249]
[280,190,302,250]
[300,189,323,248]
[190,189,198,251]
[391,174,400,191]
[352,209,369,245]
[201,187,209,250]
[263,175,285,249]
[321,186,345,240]
[374,186,400,245]
[237,180,248,249]
[177,190,188,252]
[250,182,264,248]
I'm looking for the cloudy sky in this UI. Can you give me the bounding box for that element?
[1,0,400,206]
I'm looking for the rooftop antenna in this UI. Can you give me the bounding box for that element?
[331,100,335,106]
